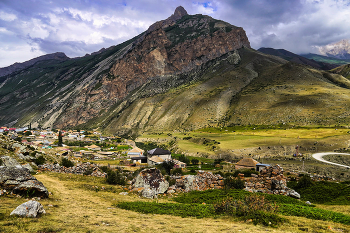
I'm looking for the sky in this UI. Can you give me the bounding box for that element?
[1,0,350,67]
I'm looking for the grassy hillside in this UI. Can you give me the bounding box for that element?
[2,172,350,232]
[301,53,350,66]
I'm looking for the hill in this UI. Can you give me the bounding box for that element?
[300,53,350,66]
[1,6,350,135]
[258,47,338,70]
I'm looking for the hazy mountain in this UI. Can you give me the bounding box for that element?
[1,6,350,136]
[317,39,350,60]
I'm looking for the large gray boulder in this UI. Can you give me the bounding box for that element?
[1,156,21,167]
[10,200,46,217]
[0,166,48,198]
[132,168,169,198]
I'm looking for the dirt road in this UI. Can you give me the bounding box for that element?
[312,152,350,168]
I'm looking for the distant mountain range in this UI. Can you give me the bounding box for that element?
[1,6,350,136]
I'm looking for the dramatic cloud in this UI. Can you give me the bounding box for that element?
[1,0,350,67]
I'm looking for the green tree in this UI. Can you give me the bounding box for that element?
[191,159,199,165]
[58,131,63,146]
[60,158,74,167]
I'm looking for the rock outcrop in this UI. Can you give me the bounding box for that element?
[10,200,46,218]
[44,6,251,129]
[0,166,49,198]
[244,165,300,199]
[130,168,169,198]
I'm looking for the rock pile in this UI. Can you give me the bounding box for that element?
[244,165,300,199]
[130,168,169,198]
[130,169,224,198]
[170,171,224,193]
[38,163,106,177]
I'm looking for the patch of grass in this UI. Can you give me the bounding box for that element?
[116,202,215,218]
[280,204,350,225]
[288,180,350,205]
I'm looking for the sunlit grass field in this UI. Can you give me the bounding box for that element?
[1,172,350,232]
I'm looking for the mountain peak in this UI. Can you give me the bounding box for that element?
[171,6,188,21]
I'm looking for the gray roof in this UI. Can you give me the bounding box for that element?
[147,148,171,155]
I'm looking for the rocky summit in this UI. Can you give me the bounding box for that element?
[1,6,350,134]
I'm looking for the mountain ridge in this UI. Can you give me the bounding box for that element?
[1,7,350,136]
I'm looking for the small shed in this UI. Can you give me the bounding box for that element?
[256,163,271,172]
[235,158,259,170]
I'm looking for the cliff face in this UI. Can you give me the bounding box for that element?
[53,6,250,128]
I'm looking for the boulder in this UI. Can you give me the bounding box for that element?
[22,163,34,173]
[1,156,21,167]
[0,166,49,198]
[10,200,46,217]
[131,168,169,198]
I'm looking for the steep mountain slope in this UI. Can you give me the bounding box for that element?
[258,48,338,70]
[1,6,350,135]
[0,6,250,129]
[93,47,350,135]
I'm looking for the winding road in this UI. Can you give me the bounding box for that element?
[312,152,350,169]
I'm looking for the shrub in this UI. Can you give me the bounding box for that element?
[295,175,314,189]
[60,158,74,168]
[191,159,199,165]
[157,160,175,175]
[224,177,245,190]
[0,158,2,166]
[171,168,183,176]
[34,155,46,165]
[83,168,93,176]
[106,170,126,185]
[214,195,285,227]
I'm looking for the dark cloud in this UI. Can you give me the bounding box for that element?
[1,0,350,67]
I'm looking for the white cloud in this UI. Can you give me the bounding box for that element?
[0,11,17,21]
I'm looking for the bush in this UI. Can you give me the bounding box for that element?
[60,158,74,168]
[191,159,199,165]
[83,168,93,176]
[106,170,126,185]
[157,160,175,175]
[224,177,245,190]
[295,175,314,189]
[34,155,46,165]
[214,195,285,227]
[0,158,2,166]
[171,168,183,176]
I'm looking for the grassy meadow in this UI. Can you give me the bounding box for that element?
[1,172,350,233]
